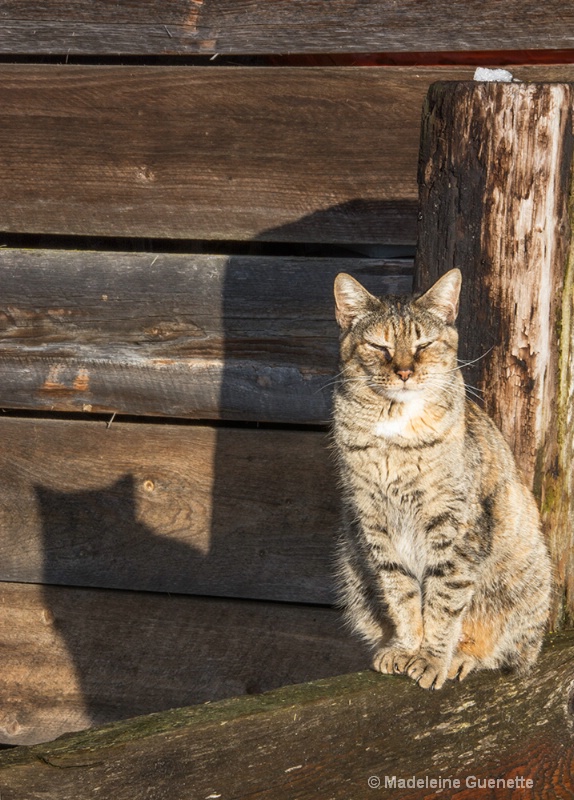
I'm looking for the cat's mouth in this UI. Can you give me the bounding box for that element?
[381,384,423,402]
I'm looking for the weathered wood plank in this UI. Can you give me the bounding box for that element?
[0,416,340,603]
[0,630,572,797]
[0,581,366,746]
[0,66,573,244]
[415,81,574,628]
[0,66,423,243]
[1,1,574,55]
[0,250,411,422]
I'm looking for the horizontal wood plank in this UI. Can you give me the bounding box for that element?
[1,66,573,243]
[0,250,412,422]
[0,581,366,745]
[0,416,339,604]
[1,1,574,55]
[0,65,422,243]
[0,629,572,796]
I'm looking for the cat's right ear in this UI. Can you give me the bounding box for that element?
[334,273,379,329]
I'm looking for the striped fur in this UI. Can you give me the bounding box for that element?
[332,269,552,690]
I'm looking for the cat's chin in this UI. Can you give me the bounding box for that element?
[382,386,423,403]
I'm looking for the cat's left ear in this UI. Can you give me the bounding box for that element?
[415,269,462,325]
[334,273,380,329]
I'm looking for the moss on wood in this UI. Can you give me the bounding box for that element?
[0,632,572,799]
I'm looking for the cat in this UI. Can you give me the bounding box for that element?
[332,268,552,690]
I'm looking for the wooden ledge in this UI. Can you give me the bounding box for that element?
[0,631,572,798]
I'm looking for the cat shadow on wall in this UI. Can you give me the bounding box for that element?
[36,472,364,733]
[37,476,201,595]
[35,475,215,728]
[33,427,357,734]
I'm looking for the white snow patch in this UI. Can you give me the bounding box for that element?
[473,67,514,82]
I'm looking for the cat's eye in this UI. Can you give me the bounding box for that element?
[415,341,432,353]
[367,342,392,360]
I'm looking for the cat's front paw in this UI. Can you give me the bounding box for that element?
[373,647,418,676]
[406,652,450,690]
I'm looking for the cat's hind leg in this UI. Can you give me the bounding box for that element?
[447,615,504,681]
[449,622,544,681]
[447,609,542,681]
[449,567,549,681]
[447,650,479,681]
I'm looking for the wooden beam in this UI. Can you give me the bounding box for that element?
[0,251,411,422]
[415,81,574,628]
[1,1,574,55]
[0,581,366,746]
[0,66,423,244]
[0,66,573,244]
[0,630,572,796]
[0,416,341,604]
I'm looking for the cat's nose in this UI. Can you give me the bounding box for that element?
[396,368,414,382]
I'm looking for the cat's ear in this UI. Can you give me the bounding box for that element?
[334,273,379,329]
[415,269,462,325]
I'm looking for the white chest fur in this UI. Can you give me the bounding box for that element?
[373,394,426,438]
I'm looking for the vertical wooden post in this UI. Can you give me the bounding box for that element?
[415,81,574,628]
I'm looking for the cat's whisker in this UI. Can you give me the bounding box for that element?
[426,376,480,395]
[425,376,483,401]
[463,386,485,402]
[465,390,484,403]
[318,373,377,393]
[316,379,343,393]
[452,346,495,372]
[463,382,484,394]
[422,377,459,394]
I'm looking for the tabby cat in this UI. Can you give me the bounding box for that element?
[332,269,551,690]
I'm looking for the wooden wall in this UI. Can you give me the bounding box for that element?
[1,1,574,55]
[0,1,573,746]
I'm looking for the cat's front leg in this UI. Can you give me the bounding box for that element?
[337,533,422,673]
[406,645,456,690]
[406,563,475,690]
[370,564,424,676]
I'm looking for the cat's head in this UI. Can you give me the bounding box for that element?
[333,269,461,402]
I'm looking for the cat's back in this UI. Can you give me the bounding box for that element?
[462,397,550,581]
[462,397,527,493]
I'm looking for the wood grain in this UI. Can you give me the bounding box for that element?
[0,250,411,422]
[415,81,574,628]
[0,629,572,796]
[1,66,573,244]
[0,581,366,746]
[0,416,341,604]
[0,66,424,243]
[1,1,574,55]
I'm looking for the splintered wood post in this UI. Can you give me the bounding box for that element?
[414,81,574,628]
